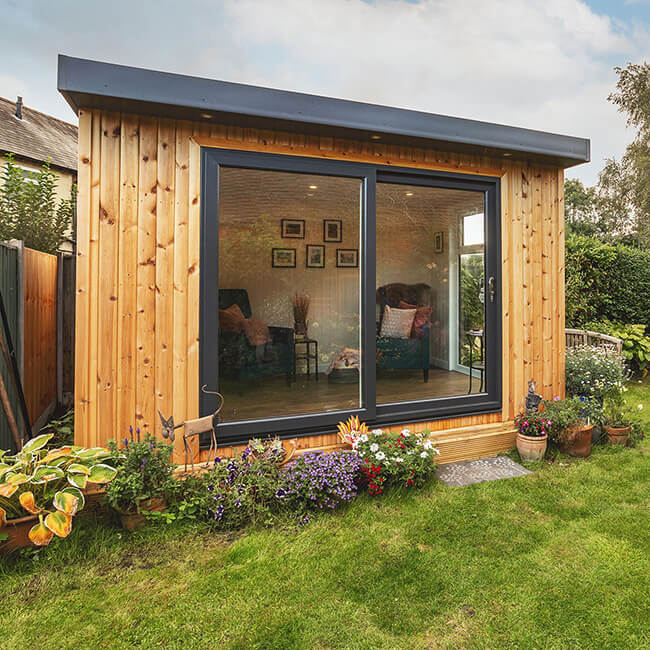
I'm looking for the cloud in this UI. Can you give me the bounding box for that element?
[1,0,648,184]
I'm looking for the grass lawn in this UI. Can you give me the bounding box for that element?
[1,379,649,649]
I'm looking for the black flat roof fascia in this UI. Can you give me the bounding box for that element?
[58,55,590,168]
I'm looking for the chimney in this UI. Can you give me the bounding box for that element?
[15,96,23,120]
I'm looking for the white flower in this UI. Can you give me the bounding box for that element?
[370,443,379,452]
[638,404,644,410]
[375,451,386,461]
[359,433,368,443]
[393,456,404,463]
[420,451,428,458]
[371,428,383,436]
[423,440,434,450]
[406,450,413,455]
[401,429,411,437]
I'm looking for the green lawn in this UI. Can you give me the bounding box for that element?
[1,380,649,649]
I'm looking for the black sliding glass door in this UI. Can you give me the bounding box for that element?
[200,149,501,443]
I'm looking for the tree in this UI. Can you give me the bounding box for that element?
[0,154,75,253]
[597,62,650,247]
[564,178,598,237]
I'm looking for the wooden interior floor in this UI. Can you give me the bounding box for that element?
[219,369,483,422]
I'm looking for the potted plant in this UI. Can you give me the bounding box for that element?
[292,294,310,338]
[105,432,175,531]
[514,410,549,462]
[0,434,117,552]
[602,393,634,445]
[541,397,599,457]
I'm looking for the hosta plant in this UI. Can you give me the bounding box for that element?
[0,434,118,546]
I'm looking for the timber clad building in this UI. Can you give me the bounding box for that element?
[58,55,589,463]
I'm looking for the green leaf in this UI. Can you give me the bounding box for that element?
[21,433,54,454]
[74,447,111,460]
[67,473,88,490]
[44,510,72,538]
[67,463,91,475]
[6,472,29,485]
[87,463,118,484]
[62,486,85,511]
[53,488,83,515]
[31,465,65,484]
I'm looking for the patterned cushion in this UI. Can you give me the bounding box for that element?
[398,300,433,338]
[379,305,416,339]
[242,317,270,346]
[219,303,245,333]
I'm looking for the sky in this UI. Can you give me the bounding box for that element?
[1,0,648,185]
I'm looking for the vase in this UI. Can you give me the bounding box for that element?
[516,432,547,462]
[0,515,39,554]
[294,320,307,338]
[560,424,594,457]
[605,425,630,446]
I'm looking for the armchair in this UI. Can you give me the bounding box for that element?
[376,283,432,382]
[218,289,295,384]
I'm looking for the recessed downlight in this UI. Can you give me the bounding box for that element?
[405,191,414,196]
[309,185,318,189]
[503,152,512,157]
[371,134,381,140]
[200,113,213,119]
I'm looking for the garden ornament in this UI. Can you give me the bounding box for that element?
[158,385,224,473]
[525,380,542,411]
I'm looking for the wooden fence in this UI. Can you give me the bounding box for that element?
[565,328,623,354]
[23,248,58,430]
[0,243,21,451]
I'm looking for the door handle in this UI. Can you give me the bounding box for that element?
[488,276,496,303]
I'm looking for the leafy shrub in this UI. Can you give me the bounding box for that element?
[565,345,626,400]
[41,410,74,447]
[0,434,117,545]
[191,450,283,530]
[353,428,438,494]
[565,235,650,327]
[514,410,551,437]
[278,451,362,512]
[105,433,175,514]
[540,397,589,444]
[584,320,650,374]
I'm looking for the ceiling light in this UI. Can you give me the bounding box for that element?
[503,152,512,157]
[405,192,414,196]
[309,185,318,189]
[200,113,213,119]
[371,135,381,140]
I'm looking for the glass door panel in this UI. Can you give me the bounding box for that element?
[375,182,486,405]
[217,167,363,423]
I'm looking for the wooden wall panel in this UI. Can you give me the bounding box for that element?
[74,110,567,460]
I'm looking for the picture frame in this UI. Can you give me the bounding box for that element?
[323,219,342,242]
[272,248,296,268]
[306,244,325,268]
[336,248,358,268]
[434,231,444,253]
[281,219,305,239]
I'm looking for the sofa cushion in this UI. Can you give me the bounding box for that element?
[399,300,433,338]
[243,317,270,346]
[379,305,416,339]
[219,303,246,333]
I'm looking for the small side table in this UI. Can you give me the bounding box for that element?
[295,338,319,380]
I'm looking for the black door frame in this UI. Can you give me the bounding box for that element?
[200,147,501,445]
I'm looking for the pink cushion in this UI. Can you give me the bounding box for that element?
[219,304,245,333]
[242,317,270,346]
[399,300,432,338]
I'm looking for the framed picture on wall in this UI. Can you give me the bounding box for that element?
[272,248,296,268]
[434,231,444,253]
[336,248,358,268]
[281,219,305,239]
[306,244,325,268]
[323,219,342,242]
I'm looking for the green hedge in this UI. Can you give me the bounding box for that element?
[566,235,650,328]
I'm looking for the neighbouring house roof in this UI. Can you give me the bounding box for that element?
[0,96,78,173]
[57,55,590,169]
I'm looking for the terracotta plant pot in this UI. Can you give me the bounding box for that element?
[560,424,594,457]
[118,496,166,532]
[516,432,548,462]
[0,515,39,554]
[605,425,630,446]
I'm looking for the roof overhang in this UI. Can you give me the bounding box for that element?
[58,55,590,169]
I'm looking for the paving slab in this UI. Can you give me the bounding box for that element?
[436,456,532,487]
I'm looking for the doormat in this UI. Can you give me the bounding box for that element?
[436,456,532,487]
